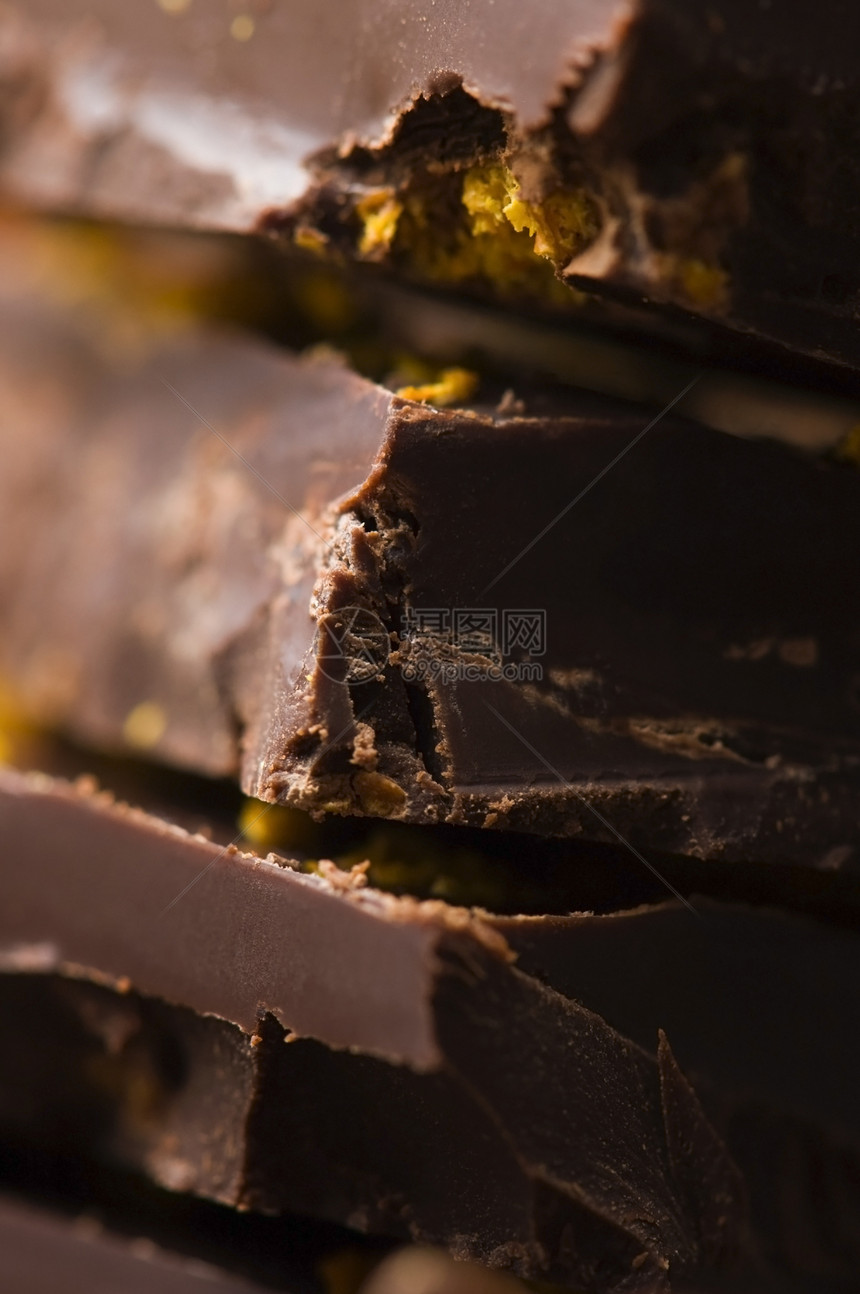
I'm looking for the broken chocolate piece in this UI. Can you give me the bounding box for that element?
[0,968,745,1291]
[0,1138,397,1294]
[2,3,860,367]
[1,268,859,863]
[3,762,860,1288]
[498,900,860,1143]
[0,764,478,1062]
[1,762,858,1143]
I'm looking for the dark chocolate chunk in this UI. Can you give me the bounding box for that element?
[3,763,860,1286]
[496,900,860,1146]
[0,970,744,1291]
[1,269,859,863]
[0,1197,526,1294]
[0,1137,396,1294]
[2,2,860,367]
[1,762,858,1143]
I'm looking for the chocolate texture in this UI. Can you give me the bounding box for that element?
[0,1187,525,1294]
[1,3,859,367]
[0,762,511,1063]
[3,763,860,1286]
[1,9,858,1293]
[1,270,859,863]
[0,1199,529,1294]
[0,967,745,1290]
[2,762,859,1139]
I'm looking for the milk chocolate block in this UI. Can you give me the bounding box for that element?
[1,2,860,367]
[2,280,859,863]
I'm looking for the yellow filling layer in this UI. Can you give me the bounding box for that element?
[356,190,404,257]
[461,164,597,264]
[238,798,531,910]
[354,164,598,303]
[662,254,730,310]
[395,365,478,407]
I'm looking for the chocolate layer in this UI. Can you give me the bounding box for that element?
[0,764,491,1064]
[0,1195,524,1294]
[499,903,860,1149]
[1,3,859,367]
[1,273,859,862]
[0,969,745,1292]
[0,1140,395,1294]
[1,763,859,1134]
[0,1190,309,1294]
[5,762,860,1282]
[0,1195,287,1294]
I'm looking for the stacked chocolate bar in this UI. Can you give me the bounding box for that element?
[0,3,859,1292]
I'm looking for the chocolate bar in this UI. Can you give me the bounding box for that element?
[1,1158,510,1294]
[0,966,746,1289]
[1,9,859,1287]
[1,3,859,368]
[2,762,859,1128]
[1,260,858,865]
[4,761,860,1288]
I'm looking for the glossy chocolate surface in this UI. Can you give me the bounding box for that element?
[0,967,744,1291]
[1,275,858,862]
[1,2,859,365]
[2,764,860,1285]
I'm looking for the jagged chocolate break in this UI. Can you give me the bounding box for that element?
[2,761,860,1141]
[1,2,860,366]
[1,273,859,863]
[0,968,745,1290]
[3,763,860,1288]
